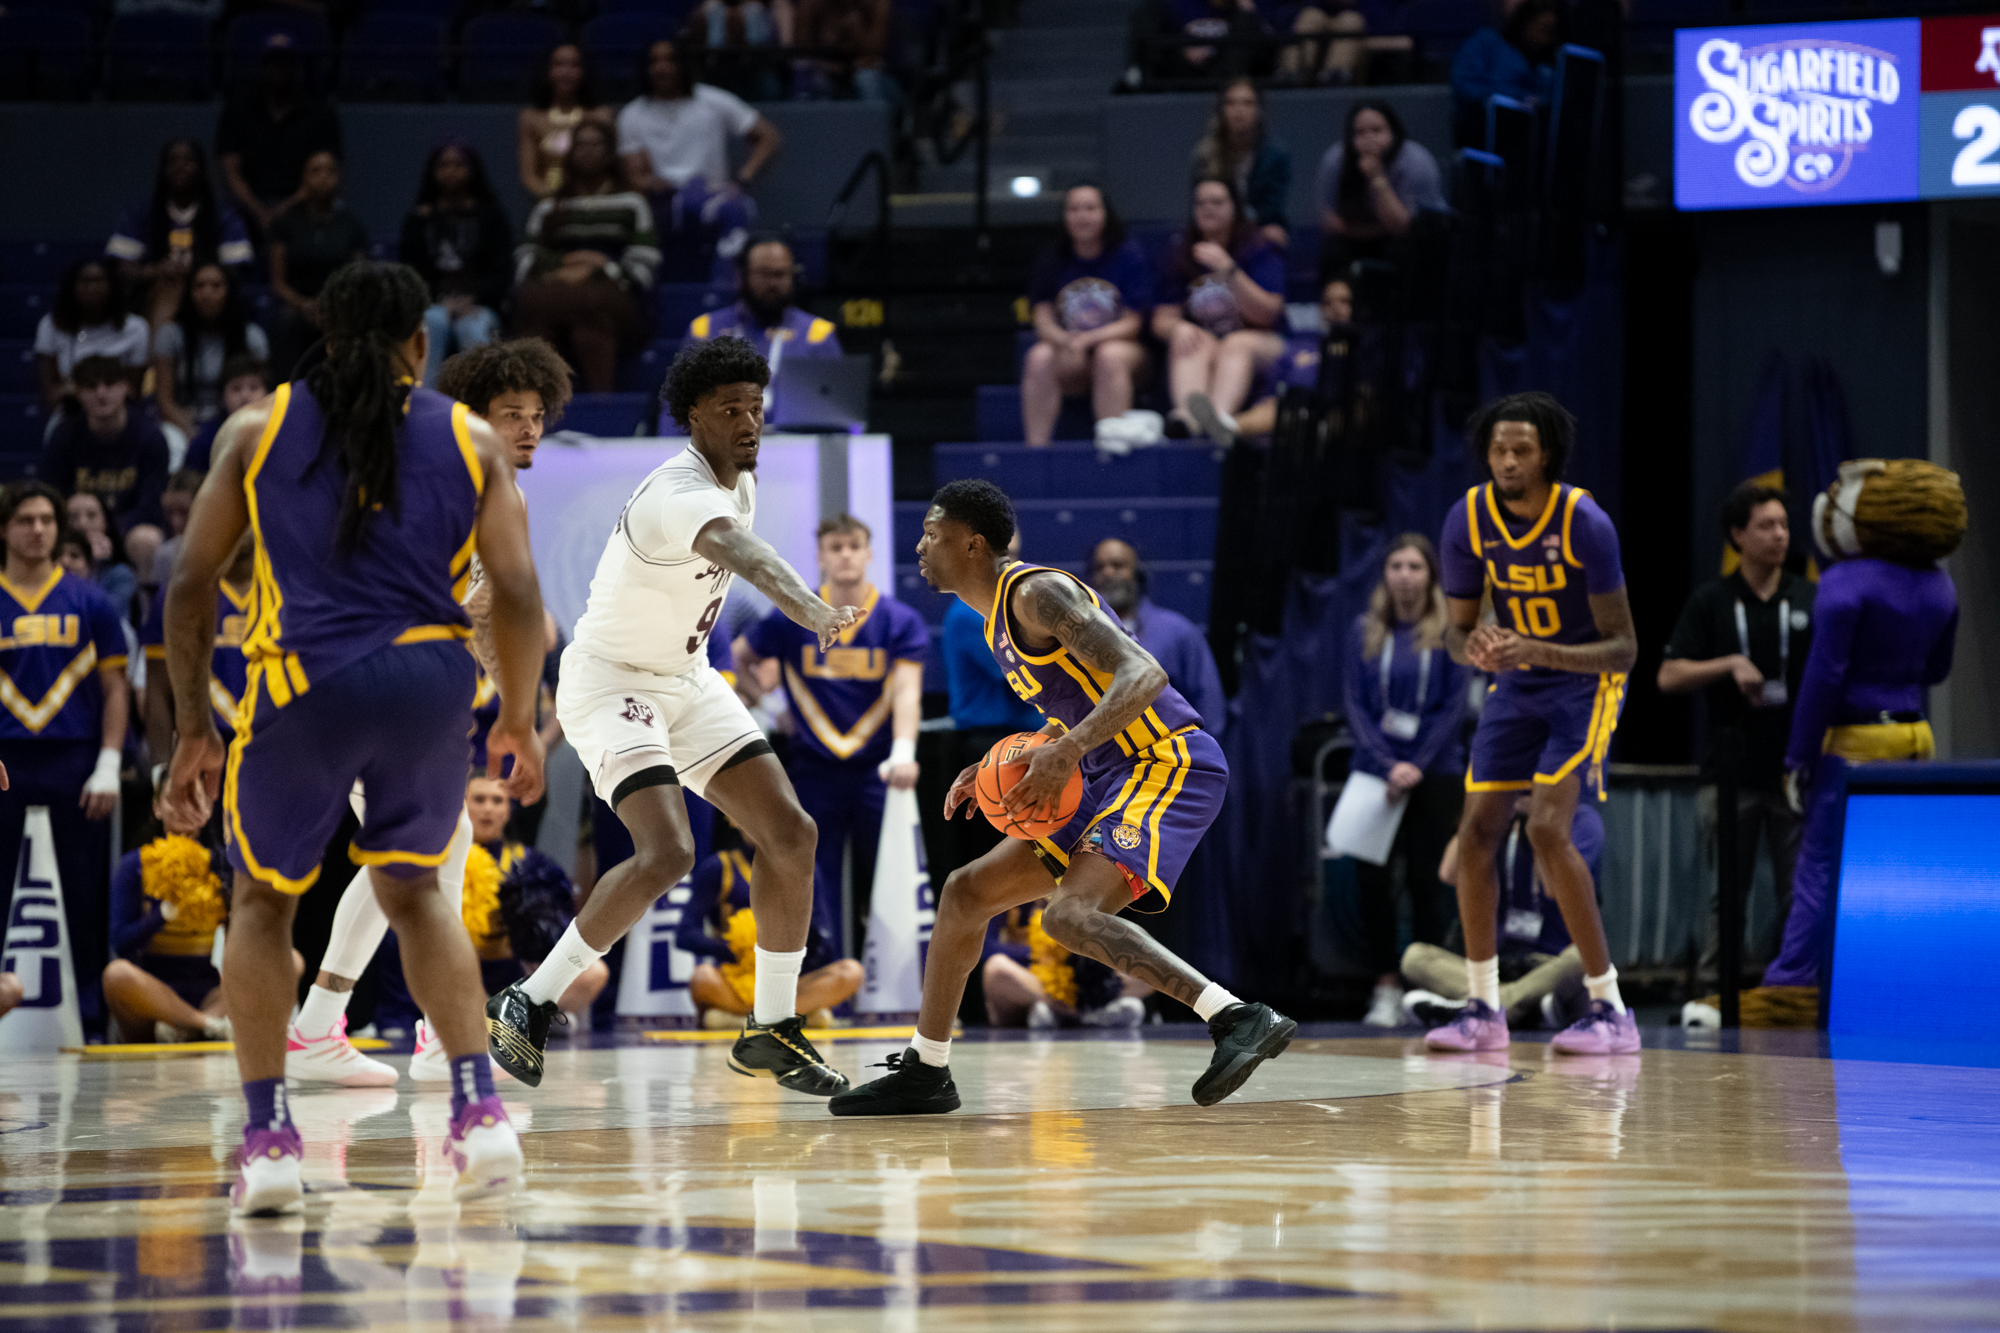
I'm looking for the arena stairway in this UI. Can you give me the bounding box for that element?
[892,440,1223,692]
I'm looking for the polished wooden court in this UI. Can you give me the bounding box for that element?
[2,1025,1995,1331]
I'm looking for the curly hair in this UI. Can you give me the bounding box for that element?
[660,336,769,431]
[436,337,574,424]
[930,478,1016,555]
[1470,391,1575,485]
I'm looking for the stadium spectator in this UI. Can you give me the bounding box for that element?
[267,150,369,381]
[1152,177,1285,438]
[1341,535,1468,1026]
[515,122,660,393]
[1189,80,1291,248]
[1316,100,1444,282]
[151,261,269,438]
[688,0,789,103]
[182,356,269,476]
[42,357,170,579]
[34,260,151,415]
[1401,797,1594,1030]
[1273,0,1368,86]
[1087,537,1225,732]
[63,491,140,620]
[518,44,615,200]
[793,0,895,102]
[1130,0,1270,84]
[679,833,864,1030]
[1187,276,1350,446]
[215,37,344,236]
[687,235,840,361]
[106,138,254,330]
[1659,483,1814,979]
[980,901,1148,1029]
[617,39,781,280]
[1021,184,1152,450]
[146,468,207,584]
[0,482,130,1041]
[1450,0,1562,146]
[400,141,514,389]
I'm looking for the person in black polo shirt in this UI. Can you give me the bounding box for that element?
[216,39,344,239]
[1658,483,1814,979]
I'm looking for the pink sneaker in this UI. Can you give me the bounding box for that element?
[1424,998,1510,1052]
[1550,999,1641,1055]
[285,1014,397,1087]
[446,1095,523,1201]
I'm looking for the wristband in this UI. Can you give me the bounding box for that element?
[85,747,122,796]
[889,738,916,767]
[152,763,167,790]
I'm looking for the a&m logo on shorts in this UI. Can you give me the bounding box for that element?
[1111,824,1142,851]
[620,697,656,727]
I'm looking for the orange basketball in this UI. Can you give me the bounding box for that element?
[974,731,1084,840]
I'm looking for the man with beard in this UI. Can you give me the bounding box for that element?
[1086,537,1224,732]
[686,237,841,364]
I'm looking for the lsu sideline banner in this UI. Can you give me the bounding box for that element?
[1677,14,2000,208]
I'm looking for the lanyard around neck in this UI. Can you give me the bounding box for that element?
[1734,596,1788,683]
[1381,632,1431,712]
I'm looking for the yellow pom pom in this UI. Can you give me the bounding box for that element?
[139,836,226,935]
[461,844,508,959]
[718,906,760,1008]
[1027,910,1076,1009]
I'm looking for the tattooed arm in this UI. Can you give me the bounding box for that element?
[692,516,858,650]
[998,571,1168,821]
[1482,587,1639,676]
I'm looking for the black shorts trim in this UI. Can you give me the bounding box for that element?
[718,737,775,774]
[611,764,679,810]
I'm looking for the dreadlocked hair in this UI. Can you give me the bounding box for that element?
[1812,458,1967,568]
[305,262,431,552]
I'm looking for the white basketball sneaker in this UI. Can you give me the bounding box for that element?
[285,1014,397,1087]
[231,1126,305,1217]
[408,1019,452,1084]
[446,1096,524,1201]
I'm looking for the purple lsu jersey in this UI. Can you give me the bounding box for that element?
[0,569,127,742]
[687,302,842,362]
[1439,482,1625,687]
[746,585,928,767]
[141,578,251,741]
[241,382,481,703]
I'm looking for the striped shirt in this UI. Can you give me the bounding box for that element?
[518,190,660,292]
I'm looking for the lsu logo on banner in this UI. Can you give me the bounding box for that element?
[0,807,84,1052]
[1676,19,1922,209]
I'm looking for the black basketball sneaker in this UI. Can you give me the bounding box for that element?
[1193,1002,1296,1106]
[829,1049,961,1117]
[728,1015,849,1096]
[486,983,561,1087]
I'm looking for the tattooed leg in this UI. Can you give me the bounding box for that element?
[1039,853,1208,1008]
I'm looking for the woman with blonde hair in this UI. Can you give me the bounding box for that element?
[1342,534,1469,1025]
[1188,79,1292,249]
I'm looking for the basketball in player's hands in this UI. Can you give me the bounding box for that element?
[976,732,1083,840]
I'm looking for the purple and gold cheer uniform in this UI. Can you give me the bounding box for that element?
[141,577,251,742]
[225,382,484,894]
[985,561,1227,909]
[1440,482,1628,800]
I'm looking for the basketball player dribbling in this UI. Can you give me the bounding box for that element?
[485,336,856,1096]
[831,478,1295,1117]
[161,263,549,1213]
[1431,392,1641,1056]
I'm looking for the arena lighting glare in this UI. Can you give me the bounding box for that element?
[1009,176,1043,198]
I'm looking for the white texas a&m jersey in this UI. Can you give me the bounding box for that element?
[569,446,755,677]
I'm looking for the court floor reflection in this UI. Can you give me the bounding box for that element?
[3,1031,1997,1332]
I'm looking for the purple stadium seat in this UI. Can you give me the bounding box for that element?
[0,344,35,396]
[0,287,52,342]
[224,11,333,91]
[582,11,683,102]
[342,14,449,102]
[105,12,214,102]
[0,11,94,102]
[458,13,567,102]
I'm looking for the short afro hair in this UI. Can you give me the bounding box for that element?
[661,336,769,431]
[930,478,1016,555]
[436,337,574,423]
[1470,391,1575,485]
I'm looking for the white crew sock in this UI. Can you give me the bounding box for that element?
[318,872,392,981]
[1192,982,1241,1022]
[1585,967,1626,1014]
[294,984,349,1039]
[753,946,805,1026]
[522,921,607,1007]
[910,1033,951,1068]
[1466,956,1502,1010]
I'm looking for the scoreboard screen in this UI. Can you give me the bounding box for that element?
[1676,14,2000,209]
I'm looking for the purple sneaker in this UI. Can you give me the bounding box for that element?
[1424,998,1510,1052]
[446,1095,523,1201]
[231,1127,304,1217]
[1550,999,1641,1055]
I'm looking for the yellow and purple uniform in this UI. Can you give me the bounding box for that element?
[985,561,1228,908]
[687,302,842,362]
[1438,482,1629,800]
[140,579,251,742]
[225,381,484,894]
